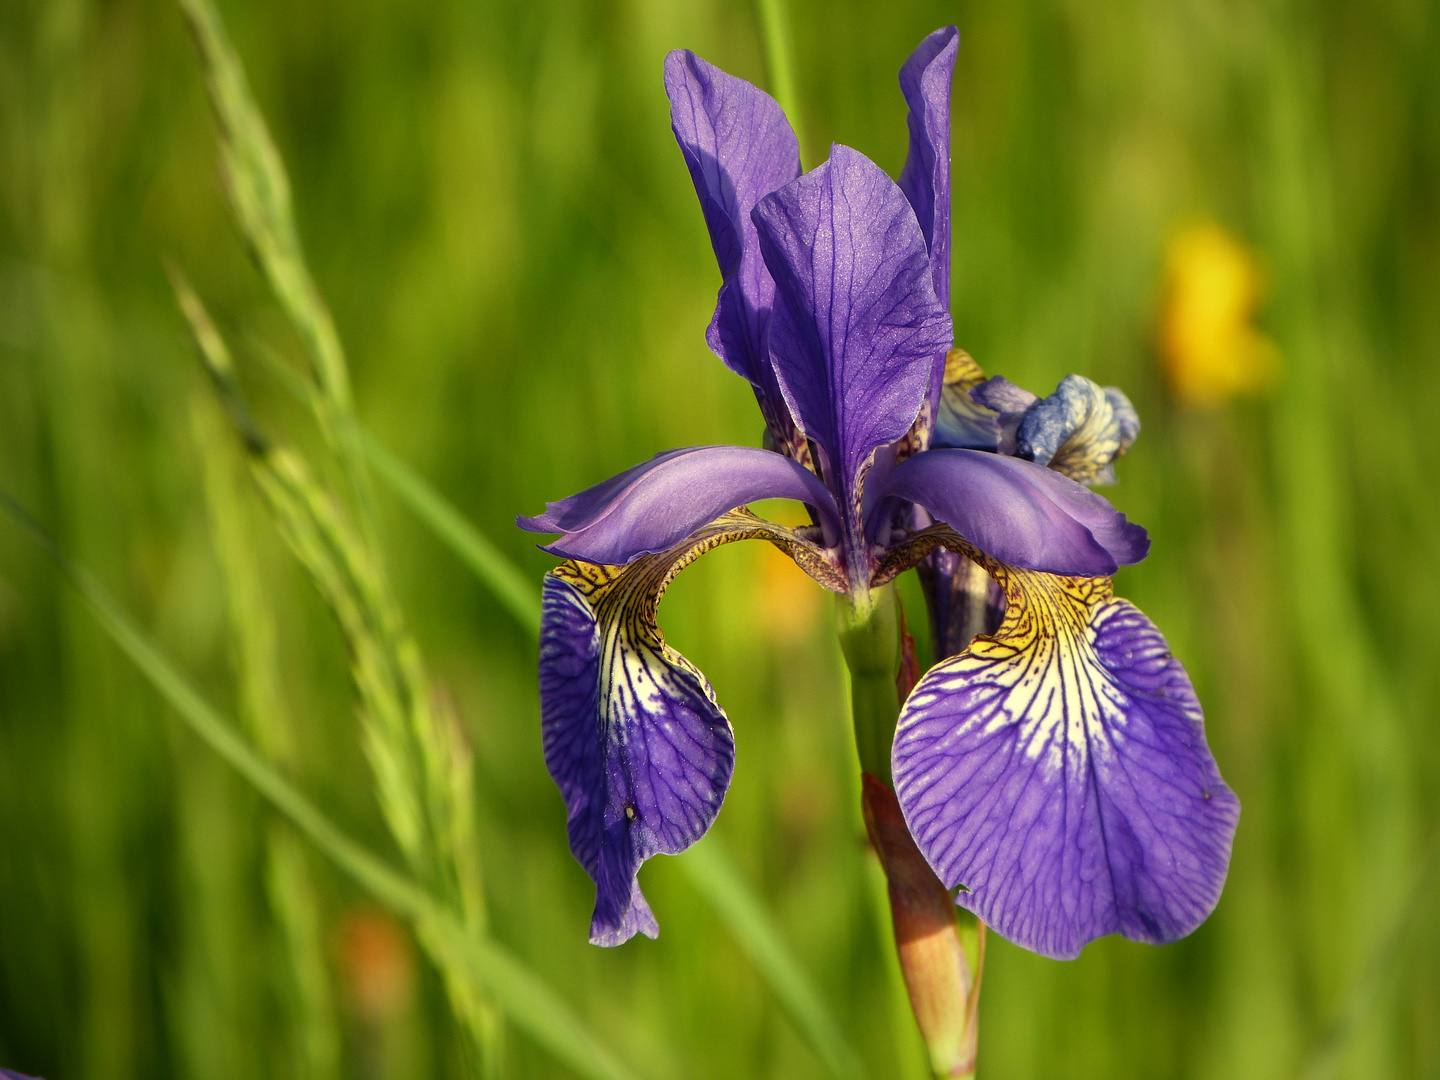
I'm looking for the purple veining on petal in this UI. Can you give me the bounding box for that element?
[665,50,804,448]
[517,445,840,564]
[870,448,1148,576]
[541,568,735,946]
[898,26,958,311]
[892,575,1239,959]
[753,144,953,554]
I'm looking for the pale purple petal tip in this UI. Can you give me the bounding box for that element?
[893,587,1239,960]
[541,571,734,946]
[517,445,839,564]
[898,26,958,309]
[753,144,953,530]
[872,448,1148,577]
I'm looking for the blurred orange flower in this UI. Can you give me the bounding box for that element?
[1158,221,1279,407]
[337,908,415,1025]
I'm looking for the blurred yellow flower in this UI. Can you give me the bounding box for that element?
[1158,221,1280,407]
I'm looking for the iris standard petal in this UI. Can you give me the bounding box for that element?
[871,448,1148,577]
[898,26,958,311]
[1016,374,1141,486]
[753,144,953,539]
[518,445,840,564]
[892,555,1239,960]
[665,50,807,456]
[540,511,839,945]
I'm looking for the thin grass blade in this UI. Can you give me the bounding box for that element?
[0,490,640,1080]
[360,434,541,636]
[680,838,868,1080]
[342,423,867,1080]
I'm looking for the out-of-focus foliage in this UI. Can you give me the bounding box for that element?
[1,0,1438,1077]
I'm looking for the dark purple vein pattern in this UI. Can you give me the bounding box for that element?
[541,560,735,945]
[753,144,953,551]
[892,566,1238,959]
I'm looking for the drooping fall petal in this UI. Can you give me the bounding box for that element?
[892,553,1239,960]
[539,512,838,945]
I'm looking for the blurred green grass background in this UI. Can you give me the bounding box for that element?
[2,0,1438,1077]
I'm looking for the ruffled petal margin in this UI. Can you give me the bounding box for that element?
[540,510,843,946]
[890,540,1239,960]
[1015,374,1140,486]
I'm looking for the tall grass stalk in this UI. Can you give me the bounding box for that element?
[323,394,870,1080]
[0,487,641,1080]
[192,394,342,1080]
[172,267,506,1074]
[173,0,517,1066]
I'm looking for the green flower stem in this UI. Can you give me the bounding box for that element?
[837,584,901,785]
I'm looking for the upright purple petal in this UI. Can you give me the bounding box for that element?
[753,145,953,552]
[870,448,1148,577]
[893,566,1239,959]
[666,50,805,452]
[898,26,958,310]
[518,445,840,564]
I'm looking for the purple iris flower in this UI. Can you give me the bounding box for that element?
[519,27,1237,960]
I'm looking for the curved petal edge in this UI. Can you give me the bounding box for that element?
[517,445,840,564]
[871,448,1148,577]
[541,552,733,945]
[665,49,808,458]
